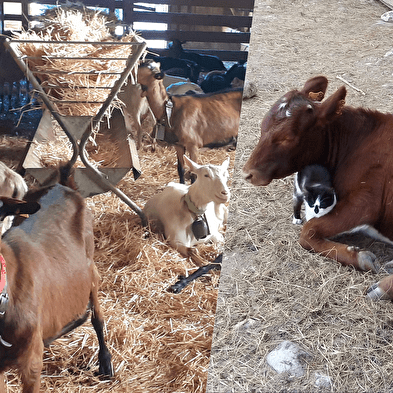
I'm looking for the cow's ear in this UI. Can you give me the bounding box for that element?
[301,76,329,101]
[318,86,347,123]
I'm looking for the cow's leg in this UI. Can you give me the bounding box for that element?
[175,145,186,184]
[90,269,113,377]
[19,331,43,393]
[367,274,393,300]
[299,200,379,272]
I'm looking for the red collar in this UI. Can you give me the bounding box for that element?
[0,254,6,294]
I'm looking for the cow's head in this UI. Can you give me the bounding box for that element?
[243,76,346,186]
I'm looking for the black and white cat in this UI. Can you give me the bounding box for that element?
[292,165,393,246]
[293,164,337,224]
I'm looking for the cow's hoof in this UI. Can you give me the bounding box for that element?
[383,260,393,274]
[357,251,377,272]
[366,282,391,300]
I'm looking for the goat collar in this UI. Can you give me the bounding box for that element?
[0,254,11,348]
[0,254,9,317]
[184,193,206,216]
[0,255,6,295]
[157,98,174,128]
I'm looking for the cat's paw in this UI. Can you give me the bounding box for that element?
[292,217,303,225]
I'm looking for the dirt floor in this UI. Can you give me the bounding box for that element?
[207,0,393,392]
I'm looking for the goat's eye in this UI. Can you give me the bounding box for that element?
[204,174,210,178]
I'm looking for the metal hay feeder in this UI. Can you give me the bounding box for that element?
[4,36,147,225]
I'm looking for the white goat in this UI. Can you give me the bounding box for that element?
[166,81,203,96]
[143,156,230,261]
[0,161,28,234]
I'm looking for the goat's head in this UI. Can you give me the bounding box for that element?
[243,76,346,186]
[138,60,165,98]
[0,197,40,234]
[184,156,230,204]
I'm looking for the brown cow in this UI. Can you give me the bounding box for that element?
[242,75,393,300]
[0,165,113,392]
[137,60,242,183]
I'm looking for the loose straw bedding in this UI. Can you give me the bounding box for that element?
[1,133,235,392]
[1,5,235,391]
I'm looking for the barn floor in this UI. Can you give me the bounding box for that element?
[0,118,235,391]
[207,0,393,392]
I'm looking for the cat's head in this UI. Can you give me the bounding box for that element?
[305,187,337,221]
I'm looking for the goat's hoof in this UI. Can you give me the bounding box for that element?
[366,282,391,300]
[98,363,113,379]
[97,351,114,378]
[357,251,377,272]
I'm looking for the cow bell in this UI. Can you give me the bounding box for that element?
[192,216,210,240]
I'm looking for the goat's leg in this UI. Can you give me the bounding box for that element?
[299,199,379,272]
[175,145,186,184]
[90,270,113,377]
[187,145,200,184]
[19,331,43,393]
[0,373,5,393]
[136,119,143,150]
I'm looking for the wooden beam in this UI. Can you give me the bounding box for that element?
[139,30,250,44]
[128,0,255,8]
[128,11,252,28]
[22,0,254,9]
[149,48,249,62]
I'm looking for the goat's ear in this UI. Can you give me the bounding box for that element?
[221,157,230,171]
[301,76,329,101]
[0,198,41,219]
[183,155,200,172]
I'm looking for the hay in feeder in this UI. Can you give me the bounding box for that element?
[11,4,145,117]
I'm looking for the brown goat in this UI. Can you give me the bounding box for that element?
[0,166,113,392]
[118,74,152,150]
[242,75,393,300]
[137,60,242,183]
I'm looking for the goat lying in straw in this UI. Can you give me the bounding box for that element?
[143,156,230,291]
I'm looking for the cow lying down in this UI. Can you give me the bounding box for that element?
[242,75,393,301]
[143,156,230,292]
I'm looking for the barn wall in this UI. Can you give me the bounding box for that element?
[0,0,254,61]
